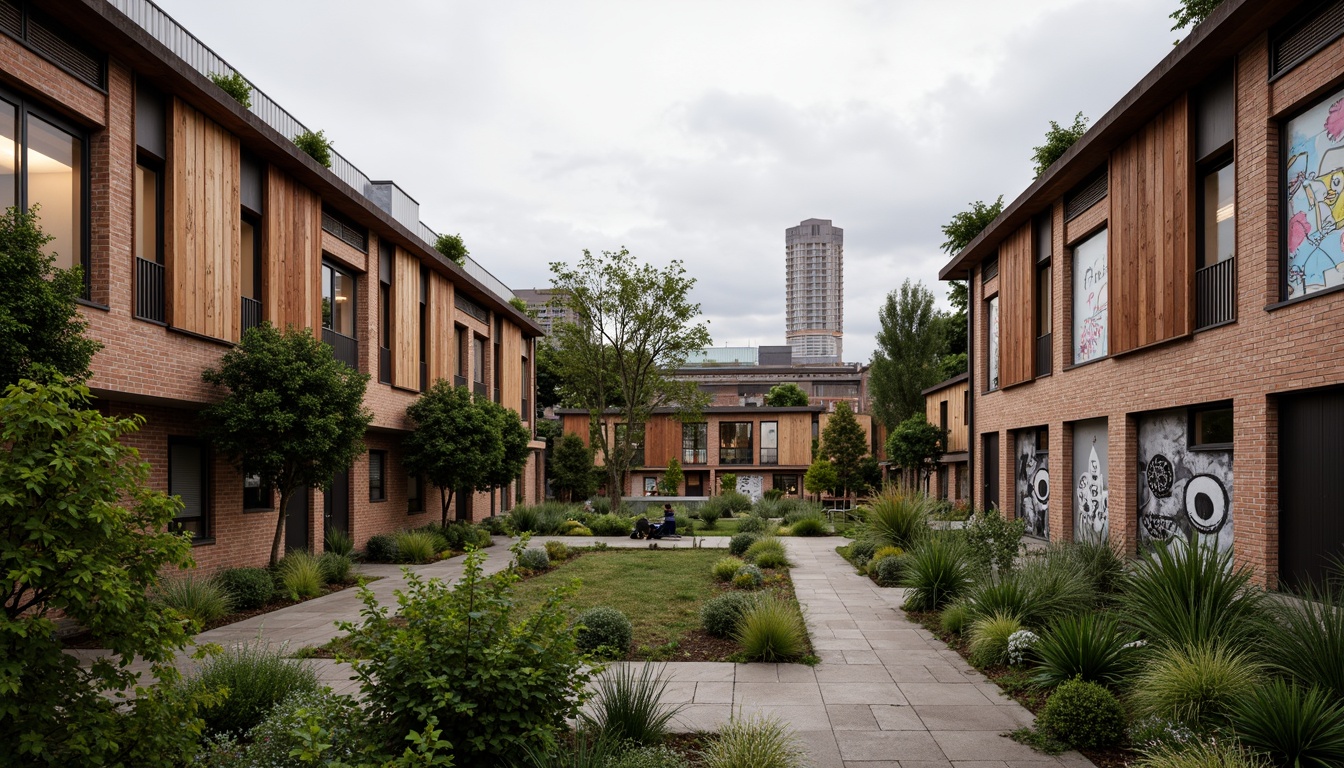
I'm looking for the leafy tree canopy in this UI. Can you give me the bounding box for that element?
[659,457,684,496]
[1170,0,1223,30]
[200,323,372,565]
[550,433,597,502]
[0,207,100,388]
[821,401,868,497]
[534,339,565,414]
[886,412,948,486]
[764,382,810,407]
[804,458,839,498]
[1032,112,1089,179]
[480,397,532,497]
[940,196,1004,255]
[434,233,468,266]
[870,280,946,429]
[403,380,503,526]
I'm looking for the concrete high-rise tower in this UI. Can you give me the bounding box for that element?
[785,218,843,364]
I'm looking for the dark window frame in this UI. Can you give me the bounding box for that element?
[719,421,754,465]
[1188,402,1234,451]
[242,473,271,511]
[682,421,708,465]
[321,259,358,338]
[168,437,211,542]
[369,450,387,502]
[240,209,262,300]
[134,152,164,266]
[760,420,779,465]
[407,472,424,515]
[1197,154,1236,270]
[772,474,800,495]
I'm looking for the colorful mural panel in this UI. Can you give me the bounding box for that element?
[1286,85,1344,299]
[1016,430,1049,538]
[1072,229,1108,363]
[1137,410,1233,554]
[1072,419,1108,543]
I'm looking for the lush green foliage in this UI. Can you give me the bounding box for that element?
[1135,740,1268,768]
[885,413,947,484]
[433,232,469,266]
[589,513,633,536]
[201,322,372,565]
[1170,0,1224,31]
[511,502,571,535]
[1119,542,1269,651]
[737,515,770,534]
[1229,679,1344,768]
[803,458,839,497]
[693,505,719,529]
[551,433,599,502]
[390,529,438,564]
[157,573,233,627]
[941,197,1004,255]
[1031,112,1088,178]
[292,128,333,167]
[324,526,355,556]
[729,532,761,556]
[1265,581,1344,700]
[819,402,867,496]
[319,551,354,584]
[1130,642,1261,730]
[275,549,325,600]
[582,663,684,745]
[967,553,1096,629]
[869,279,947,429]
[518,547,552,572]
[968,612,1023,667]
[744,537,789,568]
[872,555,906,587]
[700,592,751,639]
[195,688,365,768]
[340,541,594,763]
[1036,679,1126,749]
[712,556,744,582]
[0,207,101,387]
[699,714,806,768]
[0,377,206,766]
[714,491,753,514]
[788,516,828,537]
[575,606,633,657]
[860,488,932,549]
[1031,613,1137,688]
[736,594,808,662]
[733,564,765,589]
[365,533,397,563]
[901,535,975,610]
[607,745,692,768]
[658,457,684,496]
[962,507,1025,575]
[939,601,972,635]
[217,567,275,611]
[208,71,252,108]
[187,639,320,737]
[764,382,809,407]
[545,540,570,562]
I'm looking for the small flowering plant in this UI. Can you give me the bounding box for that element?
[1006,629,1039,666]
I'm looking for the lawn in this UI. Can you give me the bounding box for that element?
[683,516,744,536]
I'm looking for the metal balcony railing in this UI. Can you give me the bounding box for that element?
[1196,257,1236,329]
[322,328,359,369]
[135,257,164,323]
[240,296,261,335]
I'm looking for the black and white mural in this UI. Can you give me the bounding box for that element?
[1072,419,1109,544]
[1137,410,1233,554]
[1016,430,1049,539]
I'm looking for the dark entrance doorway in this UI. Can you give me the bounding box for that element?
[324,470,350,542]
[686,472,705,496]
[1280,388,1344,589]
[982,432,1000,510]
[285,491,309,553]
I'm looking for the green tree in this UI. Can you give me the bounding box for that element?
[1170,0,1223,30]
[200,323,373,566]
[434,233,468,266]
[534,338,564,415]
[821,401,868,498]
[804,458,839,499]
[719,473,737,494]
[0,207,100,388]
[940,196,1003,256]
[857,455,883,496]
[0,376,212,766]
[870,280,945,429]
[403,380,502,526]
[659,457,684,495]
[885,412,948,490]
[549,433,596,502]
[764,382,809,407]
[1031,112,1089,179]
[550,248,711,508]
[509,296,534,316]
[481,397,532,503]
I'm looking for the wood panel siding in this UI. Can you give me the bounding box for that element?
[998,223,1035,387]
[925,380,970,454]
[262,167,321,330]
[391,247,421,390]
[166,98,241,341]
[779,414,813,466]
[819,412,874,453]
[427,272,454,384]
[500,322,524,414]
[643,416,681,469]
[1109,95,1193,354]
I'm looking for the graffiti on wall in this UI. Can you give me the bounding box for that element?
[1137,410,1233,554]
[1072,419,1109,543]
[736,474,764,502]
[1286,85,1344,299]
[1072,230,1108,363]
[1016,431,1049,538]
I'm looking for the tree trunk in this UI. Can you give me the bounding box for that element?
[271,489,289,567]
[440,486,455,527]
[607,466,623,512]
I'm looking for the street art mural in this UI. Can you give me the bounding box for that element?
[1072,419,1109,544]
[1016,430,1049,538]
[1286,85,1344,299]
[736,474,764,502]
[1137,410,1233,554]
[988,297,1000,390]
[1072,229,1108,363]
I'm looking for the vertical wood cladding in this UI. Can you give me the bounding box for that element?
[1109,95,1193,354]
[500,322,523,414]
[427,271,454,384]
[392,247,420,390]
[926,380,970,453]
[167,98,240,341]
[643,416,680,469]
[263,167,320,330]
[998,223,1035,387]
[779,414,812,466]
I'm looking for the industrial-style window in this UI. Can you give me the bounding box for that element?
[682,422,708,464]
[321,261,358,368]
[1189,404,1233,450]
[133,157,164,322]
[1196,159,1236,329]
[240,212,262,334]
[169,438,210,540]
[719,422,753,465]
[454,324,468,386]
[986,295,999,391]
[243,474,270,511]
[772,474,799,495]
[407,473,423,514]
[614,423,645,467]
[1070,229,1108,364]
[760,421,779,465]
[378,241,392,384]
[1035,214,1053,377]
[369,450,386,502]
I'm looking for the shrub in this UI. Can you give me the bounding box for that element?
[693,506,719,530]
[1032,613,1137,688]
[674,513,695,535]
[737,515,769,534]
[187,640,320,736]
[582,663,684,745]
[209,71,252,108]
[574,606,633,658]
[608,745,691,768]
[699,713,806,768]
[323,526,354,556]
[1052,538,1126,596]
[940,601,972,635]
[157,573,233,627]
[518,547,551,572]
[712,556,744,582]
[1266,580,1344,700]
[963,507,1026,575]
[1007,629,1038,665]
[901,535,975,611]
[859,488,932,549]
[318,551,353,584]
[392,529,439,564]
[870,545,904,566]
[217,567,274,611]
[1229,679,1344,768]
[589,497,614,515]
[966,558,1094,629]
[701,592,752,638]
[788,516,828,537]
[566,525,594,537]
[1130,642,1261,730]
[340,541,594,764]
[1119,541,1269,652]
[442,521,492,552]
[782,502,825,525]
[1135,740,1269,768]
[846,537,879,564]
[698,496,730,521]
[232,688,365,767]
[736,594,808,662]
[744,537,789,568]
[872,555,906,587]
[365,533,397,563]
[589,513,633,537]
[729,532,761,556]
[484,515,515,536]
[292,128,332,167]
[1036,678,1126,749]
[752,498,784,519]
[720,491,753,514]
[733,564,765,589]
[275,549,324,600]
[545,540,570,562]
[512,503,571,535]
[968,612,1022,667]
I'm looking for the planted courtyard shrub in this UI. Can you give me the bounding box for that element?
[737,515,769,534]
[574,606,633,658]
[518,547,551,572]
[187,639,320,737]
[860,488,932,549]
[872,555,906,587]
[1130,641,1261,730]
[693,506,719,530]
[968,612,1023,667]
[1032,613,1137,688]
[939,600,972,635]
[582,663,683,745]
[156,573,233,627]
[365,533,396,562]
[744,537,789,568]
[1265,579,1344,700]
[720,491,753,514]
[589,513,633,537]
[394,529,443,563]
[1036,678,1126,749]
[699,714,806,768]
[317,551,353,584]
[275,550,324,600]
[1229,679,1344,768]
[901,535,975,611]
[217,567,274,611]
[701,592,752,639]
[211,688,366,767]
[729,532,761,556]
[963,506,1025,575]
[608,745,692,768]
[736,594,808,662]
[788,515,828,537]
[712,556,744,583]
[323,526,355,556]
[733,564,765,589]
[544,540,570,562]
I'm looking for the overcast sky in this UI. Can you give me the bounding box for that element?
[157,0,1182,363]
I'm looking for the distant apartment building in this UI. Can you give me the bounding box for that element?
[785,218,844,364]
[673,346,869,414]
[514,288,574,335]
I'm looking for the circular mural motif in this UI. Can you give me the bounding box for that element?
[1146,454,1175,498]
[1033,468,1050,507]
[1184,473,1228,534]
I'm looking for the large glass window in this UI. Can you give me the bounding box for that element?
[473,336,486,383]
[0,96,87,284]
[760,421,778,465]
[1071,229,1108,364]
[369,451,386,502]
[169,439,209,539]
[321,262,356,337]
[1285,85,1344,300]
[773,474,799,495]
[986,296,999,391]
[719,422,753,465]
[1199,161,1235,268]
[682,422,708,464]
